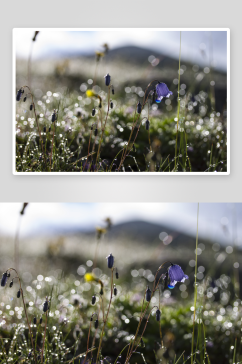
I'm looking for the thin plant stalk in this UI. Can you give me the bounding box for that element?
[191,203,199,364]
[50,121,56,172]
[96,88,111,167]
[7,268,37,364]
[174,31,182,171]
[96,268,114,362]
[14,215,22,271]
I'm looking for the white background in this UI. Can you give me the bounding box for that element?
[1,0,239,202]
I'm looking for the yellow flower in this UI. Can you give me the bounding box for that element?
[84,273,96,282]
[86,90,96,98]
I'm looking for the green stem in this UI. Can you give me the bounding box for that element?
[174,31,182,171]
[191,203,199,364]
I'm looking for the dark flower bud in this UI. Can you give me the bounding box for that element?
[112,87,114,95]
[1,273,8,287]
[18,351,21,356]
[137,102,142,114]
[40,317,43,324]
[43,300,48,313]
[110,101,113,109]
[28,351,32,358]
[156,309,161,321]
[100,288,103,295]
[107,253,114,269]
[33,317,37,325]
[145,286,151,302]
[49,127,51,132]
[94,128,98,137]
[92,108,96,116]
[94,319,99,329]
[145,119,150,131]
[17,289,21,298]
[51,112,56,122]
[16,89,22,102]
[9,281,13,288]
[114,286,117,296]
[43,126,46,133]
[104,73,111,86]
[23,96,27,102]
[37,355,41,361]
[92,295,96,305]
[30,104,33,111]
[115,269,119,279]
[77,111,81,117]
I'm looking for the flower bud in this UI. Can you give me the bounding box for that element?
[145,120,150,131]
[92,295,96,305]
[43,126,46,133]
[51,112,56,122]
[1,273,8,287]
[40,317,43,324]
[104,73,111,86]
[115,269,119,279]
[94,319,99,329]
[43,300,48,313]
[114,286,117,296]
[90,317,93,321]
[156,309,161,321]
[30,104,33,111]
[145,286,151,302]
[110,101,113,109]
[49,127,51,132]
[92,108,96,116]
[23,96,27,102]
[16,89,22,102]
[137,102,142,114]
[33,317,37,325]
[112,87,114,95]
[94,128,98,137]
[9,281,13,288]
[107,253,114,269]
[17,289,21,298]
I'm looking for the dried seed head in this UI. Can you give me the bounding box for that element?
[92,295,96,305]
[9,281,13,288]
[115,269,119,279]
[107,253,114,269]
[1,273,8,287]
[110,101,113,109]
[114,286,117,296]
[112,87,114,95]
[94,319,99,329]
[17,289,21,298]
[92,108,96,116]
[23,96,27,102]
[137,101,142,114]
[104,73,111,86]
[30,104,33,111]
[145,286,151,302]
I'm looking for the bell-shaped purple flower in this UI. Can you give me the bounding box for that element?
[107,253,114,269]
[155,83,173,103]
[104,73,111,86]
[168,264,188,289]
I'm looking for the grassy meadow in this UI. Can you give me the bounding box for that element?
[0,204,241,363]
[15,31,228,173]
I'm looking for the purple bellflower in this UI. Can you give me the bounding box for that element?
[156,83,173,103]
[168,264,188,289]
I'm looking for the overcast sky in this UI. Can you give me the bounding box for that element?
[0,203,239,246]
[14,29,228,71]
